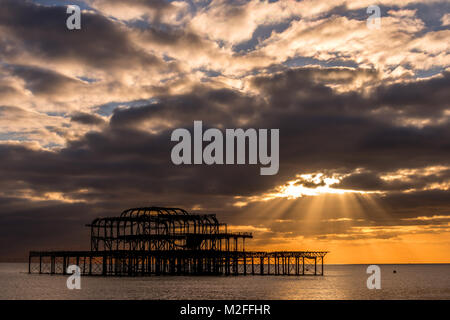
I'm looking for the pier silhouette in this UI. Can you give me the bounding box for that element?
[29,207,328,276]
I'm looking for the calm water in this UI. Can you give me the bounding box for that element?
[0,263,449,299]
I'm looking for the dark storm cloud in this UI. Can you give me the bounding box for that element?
[70,111,105,125]
[0,126,276,203]
[136,23,205,47]
[373,71,450,119]
[109,86,261,129]
[0,0,167,70]
[334,169,450,192]
[0,66,449,258]
[8,64,86,96]
[249,68,450,174]
[0,198,100,260]
[90,0,175,12]
[382,189,450,215]
[2,67,448,199]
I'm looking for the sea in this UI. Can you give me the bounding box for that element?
[0,263,449,299]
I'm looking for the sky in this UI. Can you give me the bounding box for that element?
[0,0,449,263]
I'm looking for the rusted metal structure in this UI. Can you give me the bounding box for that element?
[29,207,328,276]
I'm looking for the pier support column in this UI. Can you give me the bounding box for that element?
[102,254,107,276]
[251,256,254,275]
[260,257,264,275]
[314,257,317,275]
[50,256,55,274]
[321,256,324,276]
[62,256,67,275]
[277,256,280,275]
[302,257,305,275]
[273,255,275,274]
[287,257,290,275]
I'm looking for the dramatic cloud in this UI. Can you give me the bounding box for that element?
[0,0,449,262]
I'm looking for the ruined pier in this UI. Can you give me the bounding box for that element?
[29,207,327,276]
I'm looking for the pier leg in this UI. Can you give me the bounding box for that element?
[279,256,281,275]
[62,256,67,275]
[251,256,254,275]
[277,256,280,275]
[287,257,290,275]
[302,257,305,275]
[50,256,55,275]
[274,255,276,274]
[225,256,229,275]
[321,256,324,276]
[314,257,317,275]
[260,257,264,275]
[102,254,107,276]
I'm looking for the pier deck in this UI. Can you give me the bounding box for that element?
[29,250,327,276]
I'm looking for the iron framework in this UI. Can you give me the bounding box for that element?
[29,207,328,276]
